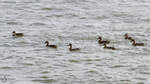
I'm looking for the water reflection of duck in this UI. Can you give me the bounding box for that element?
[98,36,110,44]
[12,31,24,37]
[131,39,144,46]
[45,41,57,48]
[68,43,80,51]
[103,43,116,50]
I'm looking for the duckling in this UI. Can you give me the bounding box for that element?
[12,31,23,37]
[124,33,133,41]
[131,39,144,46]
[98,36,110,44]
[103,43,116,50]
[45,41,57,48]
[68,43,80,51]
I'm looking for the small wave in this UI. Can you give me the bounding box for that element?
[110,65,129,68]
[140,71,150,75]
[21,63,34,66]
[0,66,12,69]
[141,18,150,22]
[134,77,146,80]
[41,8,53,10]
[120,79,131,82]
[95,15,109,20]
[80,17,87,19]
[112,11,135,18]
[29,22,46,26]
[32,79,55,83]
[87,70,98,74]
[69,59,80,63]
[46,14,63,18]
[137,82,145,84]
[41,71,49,74]
[2,1,16,3]
[7,22,18,25]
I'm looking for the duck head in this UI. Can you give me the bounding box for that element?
[67,43,72,46]
[131,39,136,44]
[98,36,102,40]
[45,41,49,44]
[131,39,135,42]
[124,33,128,37]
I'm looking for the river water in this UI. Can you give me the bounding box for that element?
[0,0,150,84]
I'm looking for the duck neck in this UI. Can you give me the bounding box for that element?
[125,35,128,38]
[46,42,49,46]
[99,38,102,42]
[99,37,102,40]
[69,45,72,50]
[13,33,16,36]
[132,40,136,45]
[104,44,107,48]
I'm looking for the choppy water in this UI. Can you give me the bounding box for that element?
[0,0,150,84]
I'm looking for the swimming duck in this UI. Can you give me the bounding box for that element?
[45,41,57,48]
[131,39,144,46]
[124,33,133,41]
[103,43,116,50]
[98,36,110,44]
[12,31,24,37]
[68,43,80,51]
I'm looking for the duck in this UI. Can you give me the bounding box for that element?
[98,36,110,44]
[45,41,57,48]
[12,31,24,37]
[124,33,133,41]
[131,39,144,46]
[103,43,116,50]
[68,43,80,51]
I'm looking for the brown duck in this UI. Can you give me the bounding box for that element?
[98,36,110,44]
[103,43,116,50]
[124,33,133,41]
[12,31,23,37]
[68,43,80,51]
[131,39,144,46]
[45,41,57,48]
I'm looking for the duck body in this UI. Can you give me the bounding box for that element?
[46,45,57,48]
[132,43,144,46]
[98,36,110,44]
[68,43,80,51]
[103,44,116,50]
[45,41,57,48]
[69,48,80,51]
[132,40,144,46]
[12,31,23,37]
[98,40,110,44]
[104,46,116,50]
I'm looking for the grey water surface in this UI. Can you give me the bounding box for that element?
[0,0,150,84]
